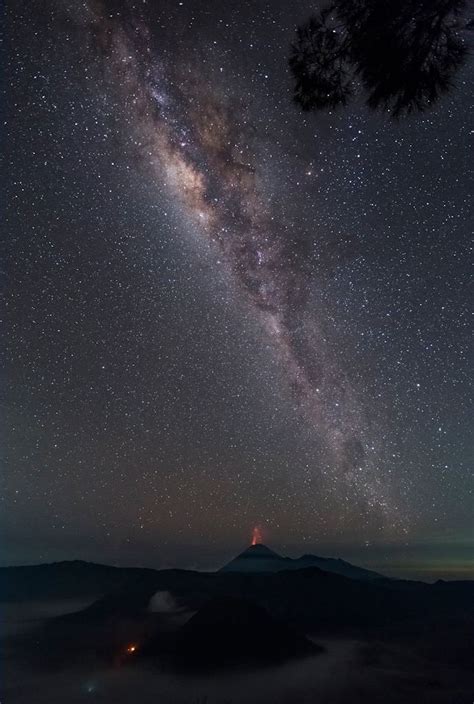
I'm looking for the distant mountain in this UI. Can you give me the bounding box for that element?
[0,560,160,602]
[292,553,384,581]
[220,543,384,580]
[219,544,285,573]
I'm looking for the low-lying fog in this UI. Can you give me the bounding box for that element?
[2,600,473,704]
[1,598,98,637]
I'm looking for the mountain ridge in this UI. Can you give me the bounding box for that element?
[219,543,384,580]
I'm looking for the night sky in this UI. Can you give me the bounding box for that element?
[2,0,472,580]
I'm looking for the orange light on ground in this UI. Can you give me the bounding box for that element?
[126,644,137,654]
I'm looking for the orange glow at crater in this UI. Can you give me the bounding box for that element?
[251,526,263,545]
[126,644,137,654]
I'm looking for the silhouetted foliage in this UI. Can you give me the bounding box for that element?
[290,0,470,117]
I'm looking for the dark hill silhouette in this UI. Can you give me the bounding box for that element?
[144,596,320,670]
[0,560,155,601]
[0,561,207,602]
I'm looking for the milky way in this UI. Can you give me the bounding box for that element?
[75,1,397,523]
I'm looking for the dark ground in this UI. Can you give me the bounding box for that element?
[2,588,473,704]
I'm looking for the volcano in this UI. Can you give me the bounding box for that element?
[220,543,287,573]
[220,543,384,580]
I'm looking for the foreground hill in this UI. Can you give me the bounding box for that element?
[142,596,320,670]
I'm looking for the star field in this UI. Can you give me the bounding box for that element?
[1,0,472,577]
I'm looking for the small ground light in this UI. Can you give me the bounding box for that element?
[126,644,137,654]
